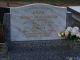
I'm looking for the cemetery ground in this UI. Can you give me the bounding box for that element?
[0,2,80,60]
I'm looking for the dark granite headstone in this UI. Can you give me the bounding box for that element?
[67,7,80,28]
[0,7,10,43]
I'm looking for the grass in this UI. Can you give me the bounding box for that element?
[1,0,80,6]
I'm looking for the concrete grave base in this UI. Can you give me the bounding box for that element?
[8,40,80,60]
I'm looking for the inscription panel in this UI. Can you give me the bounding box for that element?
[10,3,67,41]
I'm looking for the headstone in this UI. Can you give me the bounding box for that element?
[10,3,67,41]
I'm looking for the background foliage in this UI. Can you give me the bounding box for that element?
[1,0,80,6]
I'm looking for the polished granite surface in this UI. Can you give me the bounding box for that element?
[68,6,80,13]
[7,40,80,60]
[0,40,80,60]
